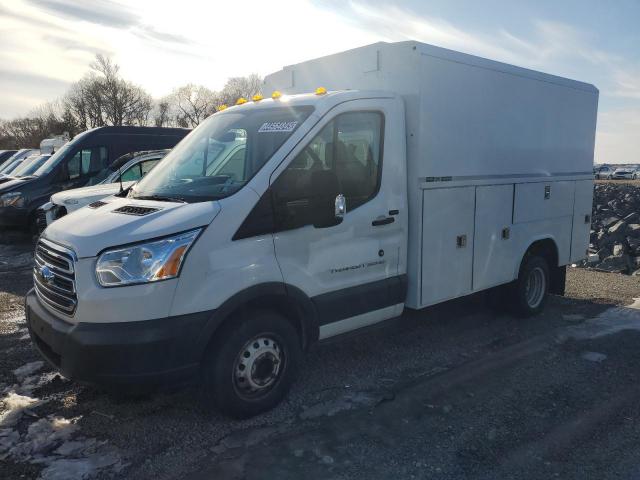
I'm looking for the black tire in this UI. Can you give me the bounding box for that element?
[202,310,302,418]
[511,255,550,317]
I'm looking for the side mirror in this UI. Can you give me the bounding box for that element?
[312,193,345,228]
[335,194,346,220]
[309,170,344,229]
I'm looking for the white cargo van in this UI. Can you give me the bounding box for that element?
[26,41,598,418]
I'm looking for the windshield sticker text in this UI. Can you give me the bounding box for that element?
[258,121,298,133]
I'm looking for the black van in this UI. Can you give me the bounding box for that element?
[0,126,189,232]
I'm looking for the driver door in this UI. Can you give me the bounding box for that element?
[270,99,406,339]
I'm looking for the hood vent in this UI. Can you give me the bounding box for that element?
[112,205,160,216]
[88,200,107,209]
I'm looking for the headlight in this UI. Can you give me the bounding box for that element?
[0,192,25,208]
[96,229,202,287]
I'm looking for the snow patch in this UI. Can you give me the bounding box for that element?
[565,302,640,340]
[581,351,607,362]
[628,298,640,310]
[0,414,124,479]
[13,361,45,382]
[0,366,123,479]
[0,392,41,427]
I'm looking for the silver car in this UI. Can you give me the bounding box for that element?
[611,167,638,180]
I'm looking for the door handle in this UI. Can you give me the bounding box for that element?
[372,217,395,226]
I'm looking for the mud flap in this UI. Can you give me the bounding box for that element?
[549,265,567,296]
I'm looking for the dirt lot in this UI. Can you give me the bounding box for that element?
[1,234,640,479]
[595,179,640,186]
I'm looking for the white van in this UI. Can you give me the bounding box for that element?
[26,41,598,418]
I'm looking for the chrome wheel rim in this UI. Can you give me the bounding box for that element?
[524,266,546,309]
[233,335,283,399]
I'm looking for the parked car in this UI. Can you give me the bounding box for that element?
[10,153,52,178]
[26,41,597,418]
[594,165,614,179]
[0,150,17,163]
[38,150,168,230]
[0,149,39,176]
[0,126,189,232]
[611,167,638,180]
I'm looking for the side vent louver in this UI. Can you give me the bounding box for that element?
[113,205,160,216]
[88,200,107,209]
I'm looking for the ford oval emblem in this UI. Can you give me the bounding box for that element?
[39,265,55,285]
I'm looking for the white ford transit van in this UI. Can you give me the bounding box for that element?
[26,41,598,418]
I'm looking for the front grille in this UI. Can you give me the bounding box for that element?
[33,239,77,315]
[113,205,160,216]
[36,210,47,234]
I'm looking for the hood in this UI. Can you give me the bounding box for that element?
[51,181,136,207]
[43,196,221,258]
[0,177,32,194]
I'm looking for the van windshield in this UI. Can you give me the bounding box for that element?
[129,106,313,203]
[33,143,73,176]
[33,129,91,176]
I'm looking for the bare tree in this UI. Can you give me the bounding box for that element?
[0,58,263,149]
[219,74,263,105]
[165,84,218,128]
[62,54,153,129]
[90,55,153,126]
[154,100,172,127]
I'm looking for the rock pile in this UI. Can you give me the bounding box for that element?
[583,183,640,275]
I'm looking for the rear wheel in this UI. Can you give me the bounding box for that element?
[202,310,302,418]
[511,255,550,317]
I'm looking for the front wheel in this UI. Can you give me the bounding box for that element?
[511,255,550,317]
[202,310,302,418]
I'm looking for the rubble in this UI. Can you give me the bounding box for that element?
[581,183,640,275]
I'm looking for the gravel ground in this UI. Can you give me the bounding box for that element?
[595,179,640,186]
[0,234,639,479]
[566,267,640,305]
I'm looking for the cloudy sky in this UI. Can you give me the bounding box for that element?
[1,0,638,163]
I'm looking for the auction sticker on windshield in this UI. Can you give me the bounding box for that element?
[258,121,298,133]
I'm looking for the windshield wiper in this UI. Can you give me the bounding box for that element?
[133,194,187,204]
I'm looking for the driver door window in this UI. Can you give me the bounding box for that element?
[272,111,383,232]
[64,146,108,181]
[120,164,143,182]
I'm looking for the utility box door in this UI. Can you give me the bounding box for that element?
[421,187,475,306]
[473,185,515,290]
[571,180,594,262]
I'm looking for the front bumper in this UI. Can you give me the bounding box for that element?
[0,206,29,228]
[25,289,212,390]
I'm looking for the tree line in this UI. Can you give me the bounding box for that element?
[0,54,262,149]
